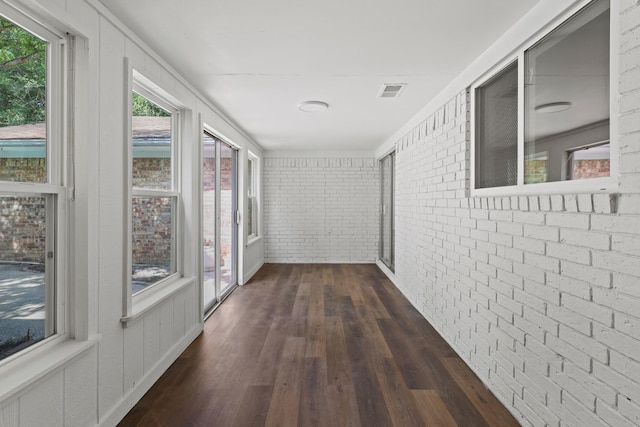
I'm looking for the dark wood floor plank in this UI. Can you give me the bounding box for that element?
[345,335,394,427]
[412,316,460,358]
[353,303,394,359]
[337,294,363,338]
[331,264,353,298]
[298,357,331,427]
[441,357,521,427]
[288,289,309,338]
[264,336,306,427]
[379,315,495,427]
[346,277,367,307]
[250,315,290,386]
[324,316,362,427]
[323,284,340,317]
[411,390,460,427]
[118,357,215,427]
[118,264,521,427]
[375,357,427,427]
[370,274,425,321]
[231,385,273,427]
[199,331,270,424]
[361,282,392,319]
[320,263,334,285]
[324,316,354,386]
[378,317,442,390]
[305,280,326,358]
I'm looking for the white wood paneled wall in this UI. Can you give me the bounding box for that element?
[0,0,263,425]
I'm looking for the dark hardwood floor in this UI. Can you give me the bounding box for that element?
[118,264,520,427]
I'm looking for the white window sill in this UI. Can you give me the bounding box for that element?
[471,176,616,198]
[246,235,262,247]
[122,276,196,327]
[0,334,100,402]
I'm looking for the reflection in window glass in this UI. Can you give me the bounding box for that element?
[0,17,47,183]
[0,195,51,360]
[524,151,548,184]
[524,0,609,183]
[568,143,610,180]
[132,196,176,293]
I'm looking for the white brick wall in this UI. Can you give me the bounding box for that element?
[263,157,378,263]
[388,3,640,426]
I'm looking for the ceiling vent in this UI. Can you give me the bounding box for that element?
[378,83,406,98]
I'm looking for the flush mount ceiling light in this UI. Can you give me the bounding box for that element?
[535,102,572,113]
[298,101,329,113]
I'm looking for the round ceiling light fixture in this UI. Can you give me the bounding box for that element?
[535,102,572,113]
[298,101,329,113]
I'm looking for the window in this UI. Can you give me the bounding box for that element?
[380,151,395,271]
[0,13,67,361]
[472,0,611,193]
[130,86,179,295]
[247,153,258,239]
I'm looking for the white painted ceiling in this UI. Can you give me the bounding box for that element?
[99,0,540,153]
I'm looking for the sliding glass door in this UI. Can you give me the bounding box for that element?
[203,131,238,312]
[219,143,237,295]
[380,152,395,271]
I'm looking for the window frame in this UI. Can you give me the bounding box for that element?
[0,7,69,365]
[124,68,184,320]
[247,151,259,241]
[472,58,520,190]
[379,150,395,272]
[470,0,617,197]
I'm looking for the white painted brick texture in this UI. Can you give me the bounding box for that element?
[263,157,378,263]
[391,4,640,426]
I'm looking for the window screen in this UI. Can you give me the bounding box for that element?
[475,61,518,189]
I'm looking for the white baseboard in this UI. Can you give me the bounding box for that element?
[242,258,264,284]
[99,324,203,427]
[263,259,377,264]
[376,259,398,286]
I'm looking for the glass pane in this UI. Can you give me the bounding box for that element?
[247,196,254,236]
[0,195,50,360]
[132,196,176,294]
[220,143,236,294]
[568,143,610,180]
[524,151,548,184]
[203,132,216,308]
[475,61,518,189]
[524,0,609,183]
[0,18,47,183]
[132,92,172,190]
[247,158,254,197]
[247,158,256,236]
[380,153,394,270]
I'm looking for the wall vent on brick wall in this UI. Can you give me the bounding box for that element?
[378,83,406,98]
